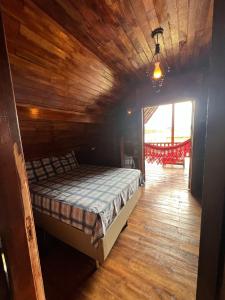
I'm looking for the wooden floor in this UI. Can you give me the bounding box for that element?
[39,162,201,300]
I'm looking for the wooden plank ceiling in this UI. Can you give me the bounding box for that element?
[1,0,213,121]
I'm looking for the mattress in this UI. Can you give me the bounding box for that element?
[30,164,141,245]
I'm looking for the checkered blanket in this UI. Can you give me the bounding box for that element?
[30,165,141,245]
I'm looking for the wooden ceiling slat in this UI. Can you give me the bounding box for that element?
[166,0,180,70]
[131,0,158,62]
[13,74,116,109]
[102,0,144,74]
[144,106,157,124]
[9,55,113,100]
[186,0,201,66]
[71,0,141,75]
[1,0,213,117]
[153,0,175,67]
[4,10,116,90]
[117,0,151,67]
[141,0,168,63]
[33,0,132,75]
[198,0,214,63]
[17,105,104,124]
[177,0,189,67]
[192,0,212,66]
[128,0,155,62]
[24,1,114,81]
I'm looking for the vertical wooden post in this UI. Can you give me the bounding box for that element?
[197,0,225,299]
[0,11,45,300]
[190,79,207,200]
[136,87,145,180]
[171,103,175,144]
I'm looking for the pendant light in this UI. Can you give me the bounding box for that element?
[147,27,171,93]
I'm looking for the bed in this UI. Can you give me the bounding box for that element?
[26,151,142,265]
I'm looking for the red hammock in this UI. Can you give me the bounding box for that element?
[145,139,191,165]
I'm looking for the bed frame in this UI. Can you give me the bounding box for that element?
[34,188,141,266]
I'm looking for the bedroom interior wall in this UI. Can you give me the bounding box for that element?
[18,106,121,167]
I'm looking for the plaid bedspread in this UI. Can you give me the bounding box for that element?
[30,164,141,245]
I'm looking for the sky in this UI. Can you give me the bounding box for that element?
[145,101,192,143]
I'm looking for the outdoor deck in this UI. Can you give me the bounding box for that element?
[39,162,201,299]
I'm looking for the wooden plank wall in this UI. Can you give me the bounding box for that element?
[1,0,117,121]
[17,105,121,166]
[121,108,142,170]
[18,110,100,161]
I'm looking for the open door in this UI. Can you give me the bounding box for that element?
[0,11,45,299]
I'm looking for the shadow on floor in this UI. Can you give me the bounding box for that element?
[37,230,95,300]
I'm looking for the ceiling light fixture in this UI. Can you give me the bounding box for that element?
[147,27,171,93]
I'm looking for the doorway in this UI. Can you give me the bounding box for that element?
[142,101,201,298]
[144,101,193,188]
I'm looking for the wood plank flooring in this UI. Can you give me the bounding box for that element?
[39,162,201,300]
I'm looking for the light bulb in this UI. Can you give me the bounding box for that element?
[153,61,162,79]
[30,108,39,117]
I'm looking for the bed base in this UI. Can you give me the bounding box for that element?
[34,188,141,265]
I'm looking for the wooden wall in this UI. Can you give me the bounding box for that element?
[2,0,118,121]
[120,107,143,170]
[17,105,121,166]
[18,106,100,160]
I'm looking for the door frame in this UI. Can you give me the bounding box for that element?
[142,100,194,184]
[0,10,45,299]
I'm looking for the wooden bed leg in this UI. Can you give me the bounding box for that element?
[95,260,100,270]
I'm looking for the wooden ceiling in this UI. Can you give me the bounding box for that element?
[1,0,213,121]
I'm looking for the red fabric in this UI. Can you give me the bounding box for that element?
[145,139,191,165]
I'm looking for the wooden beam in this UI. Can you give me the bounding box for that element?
[196,0,225,299]
[17,104,104,124]
[0,10,45,300]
